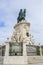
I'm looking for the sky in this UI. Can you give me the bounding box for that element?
[0,0,43,45]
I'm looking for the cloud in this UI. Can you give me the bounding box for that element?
[0,21,5,27]
[0,0,43,44]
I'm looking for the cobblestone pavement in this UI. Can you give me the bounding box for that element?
[29,63,43,65]
[0,56,43,65]
[1,63,43,65]
[0,63,43,65]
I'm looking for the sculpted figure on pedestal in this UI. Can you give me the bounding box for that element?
[17,9,26,23]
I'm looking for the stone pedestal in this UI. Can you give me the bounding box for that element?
[23,42,28,64]
[3,38,10,64]
[5,42,9,56]
[14,20,30,42]
[4,20,30,65]
[23,43,27,56]
[40,45,42,56]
